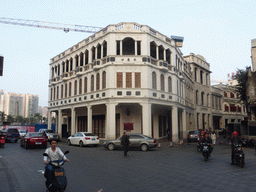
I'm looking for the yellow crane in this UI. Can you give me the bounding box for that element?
[0,17,103,33]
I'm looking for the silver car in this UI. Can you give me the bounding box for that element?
[38,129,60,141]
[103,133,157,151]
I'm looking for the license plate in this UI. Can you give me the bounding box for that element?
[55,172,63,176]
[36,142,42,145]
[92,139,95,140]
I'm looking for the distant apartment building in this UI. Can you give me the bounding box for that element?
[39,106,48,117]
[0,91,39,118]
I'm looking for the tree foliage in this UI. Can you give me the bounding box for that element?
[235,67,249,105]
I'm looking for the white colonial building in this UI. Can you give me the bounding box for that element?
[48,22,194,142]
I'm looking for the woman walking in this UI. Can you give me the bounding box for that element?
[211,131,217,146]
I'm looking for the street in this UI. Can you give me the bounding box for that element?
[1,139,256,192]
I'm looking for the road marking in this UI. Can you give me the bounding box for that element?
[37,170,45,174]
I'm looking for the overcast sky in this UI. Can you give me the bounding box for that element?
[0,0,255,106]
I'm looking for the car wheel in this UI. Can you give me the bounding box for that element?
[67,140,71,146]
[141,144,148,151]
[108,143,115,151]
[94,144,98,147]
[20,141,23,147]
[24,142,28,149]
[79,141,84,147]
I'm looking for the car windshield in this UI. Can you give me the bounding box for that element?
[8,129,18,133]
[84,133,96,136]
[29,133,44,137]
[189,131,197,134]
[46,130,54,133]
[143,135,152,139]
[19,130,26,133]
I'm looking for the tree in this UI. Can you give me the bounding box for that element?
[16,116,24,124]
[7,115,14,123]
[235,67,249,106]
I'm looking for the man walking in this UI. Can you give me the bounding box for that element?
[121,132,130,156]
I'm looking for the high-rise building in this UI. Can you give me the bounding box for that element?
[0,91,39,118]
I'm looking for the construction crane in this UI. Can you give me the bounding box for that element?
[0,17,103,33]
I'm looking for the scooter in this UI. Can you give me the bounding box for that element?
[234,143,245,168]
[43,151,69,192]
[202,142,211,161]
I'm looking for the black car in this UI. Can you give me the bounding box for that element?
[5,128,20,142]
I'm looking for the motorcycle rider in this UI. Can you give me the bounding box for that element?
[231,131,243,165]
[201,132,213,155]
[44,139,69,187]
[198,132,205,151]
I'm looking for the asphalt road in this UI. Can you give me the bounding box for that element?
[1,138,256,192]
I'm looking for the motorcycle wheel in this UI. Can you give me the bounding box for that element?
[204,154,208,161]
[239,159,244,168]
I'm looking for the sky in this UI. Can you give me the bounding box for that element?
[0,0,255,106]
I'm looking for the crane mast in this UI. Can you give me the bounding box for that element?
[0,17,103,33]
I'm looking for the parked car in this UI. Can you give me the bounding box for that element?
[38,129,60,141]
[67,132,99,147]
[18,130,27,137]
[187,131,200,143]
[103,133,157,151]
[0,130,6,148]
[5,128,20,143]
[20,132,47,149]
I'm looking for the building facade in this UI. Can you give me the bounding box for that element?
[48,22,247,141]
[48,23,193,142]
[0,91,39,119]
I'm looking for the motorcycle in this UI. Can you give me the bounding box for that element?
[197,141,202,152]
[202,142,211,161]
[43,151,69,192]
[234,143,245,168]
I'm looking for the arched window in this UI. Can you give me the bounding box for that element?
[70,58,73,71]
[54,87,56,100]
[158,45,164,60]
[96,73,100,90]
[166,49,171,64]
[57,86,59,100]
[50,88,53,101]
[61,85,63,99]
[65,83,67,98]
[168,77,172,92]
[150,42,157,59]
[201,92,204,106]
[97,44,101,59]
[91,75,94,92]
[122,37,135,55]
[84,77,87,93]
[91,47,95,62]
[85,50,89,65]
[102,71,106,89]
[80,52,84,66]
[65,60,69,72]
[69,82,72,97]
[75,55,79,68]
[103,41,107,57]
[79,79,82,94]
[161,74,165,91]
[74,80,77,95]
[152,72,157,89]
[200,70,203,84]
[194,67,197,82]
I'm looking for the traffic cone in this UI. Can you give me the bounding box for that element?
[170,142,173,147]
[158,143,161,148]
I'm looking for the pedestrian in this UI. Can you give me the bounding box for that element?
[121,132,130,157]
[166,130,171,141]
[211,131,216,145]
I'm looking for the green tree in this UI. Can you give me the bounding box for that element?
[7,115,14,123]
[235,67,249,106]
[16,116,24,123]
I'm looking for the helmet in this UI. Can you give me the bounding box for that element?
[232,131,238,136]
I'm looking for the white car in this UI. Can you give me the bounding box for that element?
[67,132,99,147]
[18,130,27,137]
